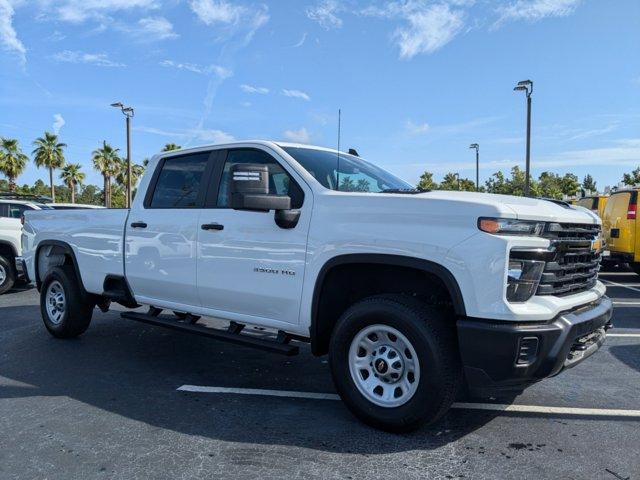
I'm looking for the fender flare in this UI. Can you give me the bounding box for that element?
[310,253,466,354]
[34,240,87,294]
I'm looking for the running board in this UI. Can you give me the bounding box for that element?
[120,311,299,356]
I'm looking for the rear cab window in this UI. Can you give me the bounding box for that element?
[146,152,211,208]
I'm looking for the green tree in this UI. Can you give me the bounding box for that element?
[339,176,356,191]
[60,163,86,203]
[76,184,103,206]
[416,171,438,191]
[439,172,476,191]
[485,166,538,197]
[92,141,120,207]
[560,173,580,197]
[622,167,640,186]
[114,157,145,192]
[0,138,29,192]
[32,132,66,202]
[537,171,563,199]
[582,174,597,193]
[161,143,181,152]
[485,171,510,194]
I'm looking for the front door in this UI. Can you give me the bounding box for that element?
[197,147,312,327]
[125,150,214,308]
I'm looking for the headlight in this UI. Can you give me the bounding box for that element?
[478,217,545,236]
[506,259,545,302]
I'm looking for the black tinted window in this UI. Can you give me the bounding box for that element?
[8,204,30,218]
[0,204,8,217]
[217,149,304,208]
[150,153,210,208]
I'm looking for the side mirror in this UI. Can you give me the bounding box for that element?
[230,163,291,212]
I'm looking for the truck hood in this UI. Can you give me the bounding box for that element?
[420,190,600,224]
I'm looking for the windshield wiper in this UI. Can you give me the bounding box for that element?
[381,188,428,194]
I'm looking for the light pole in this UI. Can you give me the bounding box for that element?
[513,80,533,196]
[453,172,460,190]
[111,102,135,208]
[469,143,479,191]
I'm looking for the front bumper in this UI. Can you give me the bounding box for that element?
[457,296,613,396]
[14,257,30,283]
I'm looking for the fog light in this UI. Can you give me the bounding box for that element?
[507,259,545,302]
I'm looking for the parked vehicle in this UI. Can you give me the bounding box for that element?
[577,195,609,219]
[20,141,612,431]
[0,196,52,293]
[602,187,640,274]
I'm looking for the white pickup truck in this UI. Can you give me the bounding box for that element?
[19,141,612,432]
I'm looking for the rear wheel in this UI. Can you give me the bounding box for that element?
[0,255,16,295]
[40,266,94,338]
[630,263,640,276]
[329,294,462,432]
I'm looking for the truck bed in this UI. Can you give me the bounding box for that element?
[23,208,130,294]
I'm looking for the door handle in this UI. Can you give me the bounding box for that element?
[130,221,147,229]
[201,223,224,231]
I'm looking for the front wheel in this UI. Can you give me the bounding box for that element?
[40,266,94,338]
[329,295,461,432]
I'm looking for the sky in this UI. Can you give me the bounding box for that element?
[1,0,639,190]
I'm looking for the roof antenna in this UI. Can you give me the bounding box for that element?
[336,108,341,191]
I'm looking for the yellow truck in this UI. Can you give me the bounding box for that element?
[577,195,609,219]
[602,188,640,274]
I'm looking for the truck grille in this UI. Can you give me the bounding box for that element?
[537,223,602,296]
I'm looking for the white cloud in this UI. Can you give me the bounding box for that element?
[405,120,430,135]
[283,127,311,143]
[160,60,232,78]
[51,0,158,23]
[282,89,311,101]
[241,84,269,94]
[189,0,269,31]
[306,0,343,29]
[136,125,235,144]
[495,0,581,25]
[0,0,26,64]
[52,113,65,134]
[52,50,126,67]
[394,3,465,58]
[135,17,178,41]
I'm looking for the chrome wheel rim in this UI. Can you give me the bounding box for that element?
[0,264,6,285]
[348,324,420,408]
[45,281,66,325]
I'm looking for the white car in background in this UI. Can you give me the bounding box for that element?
[48,203,105,210]
[0,196,52,293]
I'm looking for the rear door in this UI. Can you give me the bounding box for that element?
[125,150,216,308]
[196,147,312,327]
[603,191,635,254]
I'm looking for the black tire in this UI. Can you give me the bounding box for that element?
[0,255,16,295]
[329,294,462,433]
[630,263,640,276]
[40,265,94,338]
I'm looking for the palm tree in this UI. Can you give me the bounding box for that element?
[32,132,66,202]
[0,138,29,192]
[114,157,145,195]
[60,163,86,204]
[162,143,181,152]
[92,141,120,207]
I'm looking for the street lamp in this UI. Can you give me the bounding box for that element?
[469,143,479,191]
[513,80,533,196]
[452,172,460,190]
[111,102,135,208]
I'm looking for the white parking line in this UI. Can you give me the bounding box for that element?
[602,279,640,293]
[608,333,640,338]
[612,301,640,306]
[177,385,640,418]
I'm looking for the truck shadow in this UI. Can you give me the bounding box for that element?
[1,306,620,455]
[609,344,640,374]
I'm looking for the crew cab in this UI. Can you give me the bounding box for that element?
[19,141,613,432]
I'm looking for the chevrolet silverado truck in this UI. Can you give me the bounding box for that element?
[19,141,612,432]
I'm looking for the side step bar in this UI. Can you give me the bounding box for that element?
[120,311,300,356]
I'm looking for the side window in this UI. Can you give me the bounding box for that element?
[0,204,8,217]
[8,204,30,218]
[149,152,210,208]
[217,149,304,209]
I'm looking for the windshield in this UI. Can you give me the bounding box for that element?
[283,147,413,193]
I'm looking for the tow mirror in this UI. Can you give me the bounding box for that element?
[230,163,292,212]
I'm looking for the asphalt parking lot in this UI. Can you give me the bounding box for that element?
[1,273,638,480]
